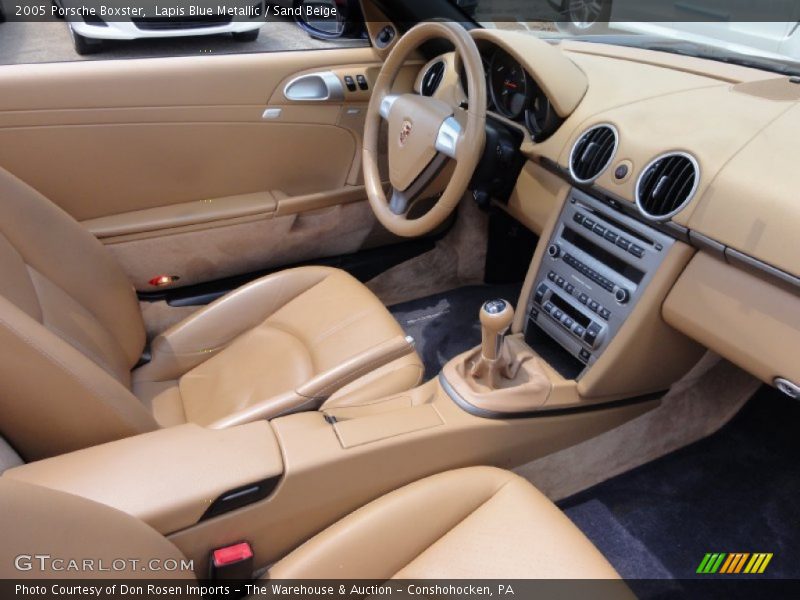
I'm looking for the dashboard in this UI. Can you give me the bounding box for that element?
[415,28,800,399]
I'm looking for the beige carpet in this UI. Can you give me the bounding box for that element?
[514,354,761,501]
[365,199,489,307]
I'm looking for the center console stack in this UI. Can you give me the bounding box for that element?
[524,188,675,370]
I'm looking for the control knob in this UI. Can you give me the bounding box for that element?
[547,244,561,259]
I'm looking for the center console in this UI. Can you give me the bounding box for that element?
[524,188,675,369]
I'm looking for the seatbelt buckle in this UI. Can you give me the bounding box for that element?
[209,541,254,581]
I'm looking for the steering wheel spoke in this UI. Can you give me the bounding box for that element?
[389,152,450,216]
[379,94,400,120]
[434,116,462,159]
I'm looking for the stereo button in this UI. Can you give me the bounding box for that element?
[584,322,601,346]
[593,224,606,236]
[578,293,589,304]
[573,213,584,225]
[583,218,595,230]
[588,300,600,312]
[599,307,611,320]
[573,325,585,337]
[616,238,630,251]
[563,317,574,328]
[534,284,547,304]
[630,245,645,258]
[604,231,618,244]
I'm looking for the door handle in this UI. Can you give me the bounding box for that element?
[283,71,345,102]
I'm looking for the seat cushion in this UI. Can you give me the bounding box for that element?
[267,466,622,580]
[134,266,423,427]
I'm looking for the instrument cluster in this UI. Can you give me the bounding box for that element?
[460,45,562,142]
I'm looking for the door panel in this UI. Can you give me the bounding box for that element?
[0,48,419,290]
[0,121,355,220]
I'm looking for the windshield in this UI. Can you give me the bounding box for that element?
[452,0,800,76]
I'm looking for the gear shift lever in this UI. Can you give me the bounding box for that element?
[480,299,514,361]
[444,299,551,412]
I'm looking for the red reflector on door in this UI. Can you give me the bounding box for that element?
[212,542,253,567]
[148,274,180,287]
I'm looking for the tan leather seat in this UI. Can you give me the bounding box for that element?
[0,167,423,461]
[0,467,622,580]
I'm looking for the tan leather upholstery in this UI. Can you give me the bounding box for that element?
[133,266,422,428]
[0,468,620,580]
[271,466,620,579]
[0,167,423,459]
[0,479,192,580]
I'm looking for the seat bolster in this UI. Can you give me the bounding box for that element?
[134,266,335,382]
[322,353,424,410]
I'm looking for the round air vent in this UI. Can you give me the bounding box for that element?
[569,124,618,183]
[420,61,446,97]
[635,152,700,220]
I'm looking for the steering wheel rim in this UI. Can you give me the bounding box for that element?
[362,21,487,237]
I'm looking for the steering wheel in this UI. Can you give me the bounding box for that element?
[362,21,487,237]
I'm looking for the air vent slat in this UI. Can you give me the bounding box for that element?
[659,160,693,215]
[636,153,699,221]
[569,124,617,183]
[421,61,445,97]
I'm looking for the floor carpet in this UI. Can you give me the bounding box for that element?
[389,283,523,380]
[560,386,800,590]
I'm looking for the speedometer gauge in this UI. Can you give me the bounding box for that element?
[489,50,531,120]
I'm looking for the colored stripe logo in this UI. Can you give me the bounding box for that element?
[697,553,773,574]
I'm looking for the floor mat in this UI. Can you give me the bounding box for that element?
[389,283,522,380]
[560,386,800,585]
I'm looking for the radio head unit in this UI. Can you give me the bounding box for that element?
[524,188,675,370]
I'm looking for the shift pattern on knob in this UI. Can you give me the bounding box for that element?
[483,299,508,315]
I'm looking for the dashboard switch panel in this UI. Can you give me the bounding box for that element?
[524,188,675,370]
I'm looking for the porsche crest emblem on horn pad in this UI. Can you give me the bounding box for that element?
[399,120,413,146]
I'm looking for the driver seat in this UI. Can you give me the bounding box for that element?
[0,168,424,461]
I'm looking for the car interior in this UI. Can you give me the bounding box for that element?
[0,0,798,588]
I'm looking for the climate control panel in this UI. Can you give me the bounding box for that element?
[524,189,676,368]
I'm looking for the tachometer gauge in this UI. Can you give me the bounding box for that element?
[489,50,531,120]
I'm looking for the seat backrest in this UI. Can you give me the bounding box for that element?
[0,478,194,580]
[0,167,156,461]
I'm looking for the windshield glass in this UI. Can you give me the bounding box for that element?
[453,0,800,76]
